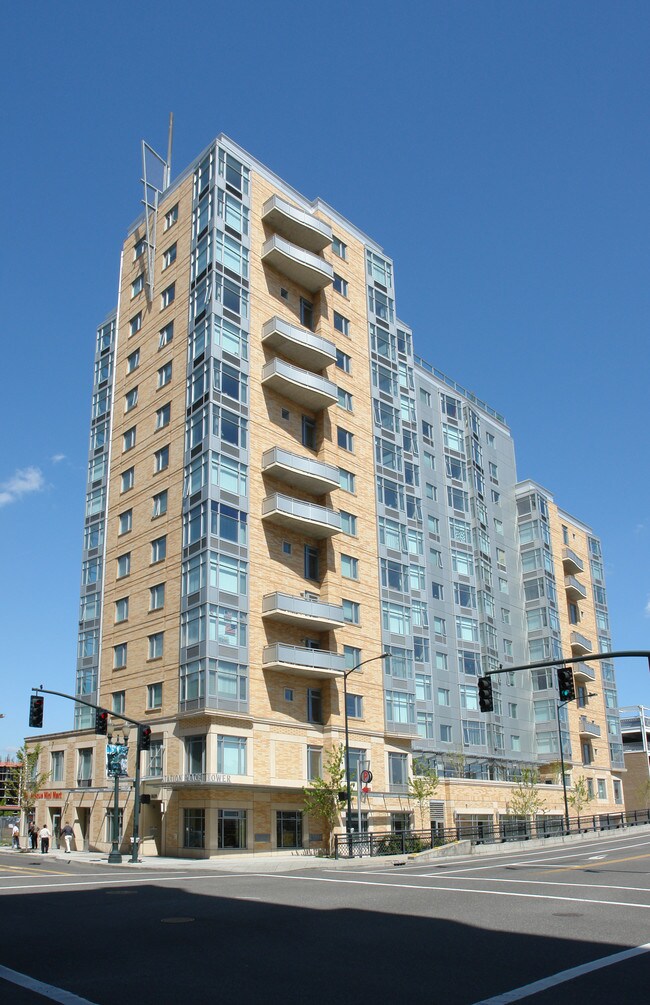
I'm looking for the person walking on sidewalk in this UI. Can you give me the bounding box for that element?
[11,824,20,850]
[28,822,38,850]
[60,822,74,854]
[39,825,51,854]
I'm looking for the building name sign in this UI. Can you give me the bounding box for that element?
[160,773,232,785]
[34,791,64,800]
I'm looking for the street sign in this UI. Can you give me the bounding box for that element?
[360,769,373,784]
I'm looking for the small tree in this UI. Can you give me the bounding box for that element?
[568,775,593,825]
[3,745,49,822]
[302,744,347,855]
[507,767,546,820]
[408,764,439,830]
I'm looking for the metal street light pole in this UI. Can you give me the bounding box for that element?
[556,699,571,833]
[343,653,389,834]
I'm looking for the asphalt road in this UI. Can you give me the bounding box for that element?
[1,830,650,1004]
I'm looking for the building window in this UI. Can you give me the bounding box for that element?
[218,809,247,849]
[151,536,167,563]
[334,312,350,336]
[131,274,144,298]
[50,751,64,783]
[123,426,136,453]
[150,583,165,611]
[113,643,127,669]
[302,416,316,450]
[154,446,170,472]
[342,599,360,624]
[146,682,162,710]
[156,404,171,430]
[339,469,356,493]
[332,236,347,259]
[159,322,174,349]
[152,490,168,518]
[118,510,132,536]
[164,204,178,231]
[148,633,164,660]
[307,688,322,724]
[133,236,146,260]
[125,387,138,412]
[343,645,362,671]
[303,545,319,581]
[121,468,134,493]
[115,594,128,619]
[388,753,408,788]
[161,283,175,309]
[337,387,353,411]
[217,736,247,775]
[307,746,322,781]
[158,362,173,387]
[127,347,140,371]
[337,426,354,452]
[76,749,93,788]
[162,243,177,270]
[300,297,313,330]
[341,554,359,580]
[336,348,351,373]
[333,273,348,296]
[116,553,131,578]
[111,691,125,715]
[183,808,205,849]
[276,811,303,849]
[346,694,363,719]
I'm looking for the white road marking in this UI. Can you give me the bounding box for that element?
[253,871,650,910]
[470,940,650,1003]
[588,855,606,860]
[0,963,99,1004]
[0,872,247,892]
[350,872,650,894]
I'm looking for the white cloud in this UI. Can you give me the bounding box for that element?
[51,453,66,464]
[0,467,45,508]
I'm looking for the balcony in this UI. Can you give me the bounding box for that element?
[579,715,602,739]
[262,592,345,630]
[565,576,587,601]
[262,357,338,411]
[262,447,339,495]
[573,662,596,683]
[571,631,593,656]
[262,194,332,254]
[262,493,341,539]
[562,547,584,575]
[262,643,345,680]
[262,316,336,371]
[262,234,334,292]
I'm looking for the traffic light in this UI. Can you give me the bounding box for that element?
[478,676,494,713]
[140,726,152,751]
[95,709,109,735]
[29,695,44,728]
[557,667,575,702]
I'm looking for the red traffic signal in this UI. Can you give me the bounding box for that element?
[29,695,44,728]
[95,709,109,735]
[140,726,152,751]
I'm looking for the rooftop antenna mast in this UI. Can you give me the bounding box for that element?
[141,114,173,304]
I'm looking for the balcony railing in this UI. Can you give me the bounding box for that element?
[262,447,339,495]
[579,715,602,738]
[262,194,332,253]
[571,631,593,655]
[565,576,587,601]
[573,662,596,682]
[262,315,336,371]
[562,547,584,575]
[262,592,345,630]
[262,357,338,411]
[262,643,345,679]
[262,234,334,292]
[262,492,341,539]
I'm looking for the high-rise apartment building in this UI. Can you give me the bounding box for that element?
[27,135,623,855]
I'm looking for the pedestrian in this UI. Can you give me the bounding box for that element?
[28,822,38,851]
[39,824,51,854]
[60,822,74,854]
[11,823,20,850]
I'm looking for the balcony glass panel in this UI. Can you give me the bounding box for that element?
[262,493,341,539]
[262,316,336,371]
[262,357,337,411]
[262,448,339,495]
[262,194,332,253]
[262,643,345,679]
[262,235,334,292]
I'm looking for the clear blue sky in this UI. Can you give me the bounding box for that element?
[1,0,649,755]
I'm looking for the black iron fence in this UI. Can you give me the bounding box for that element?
[334,808,650,859]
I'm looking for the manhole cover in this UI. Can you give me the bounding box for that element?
[161,917,195,924]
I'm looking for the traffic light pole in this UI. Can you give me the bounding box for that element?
[484,649,650,677]
[30,687,145,864]
[556,698,571,832]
